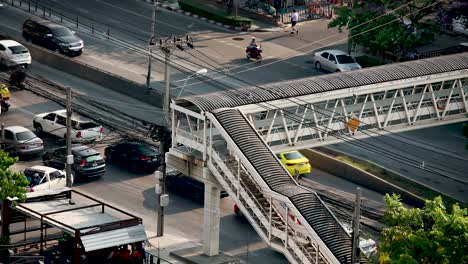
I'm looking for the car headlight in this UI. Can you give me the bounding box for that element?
[59,43,69,47]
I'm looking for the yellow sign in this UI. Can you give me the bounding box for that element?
[347,117,360,133]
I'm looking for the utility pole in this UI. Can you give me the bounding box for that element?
[146,0,157,89]
[351,187,362,264]
[66,86,73,188]
[148,34,194,237]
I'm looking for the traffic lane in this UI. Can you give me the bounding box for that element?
[306,167,384,203]
[29,62,165,124]
[330,124,468,203]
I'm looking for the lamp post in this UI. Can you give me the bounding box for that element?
[176,68,208,97]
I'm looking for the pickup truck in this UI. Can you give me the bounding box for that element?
[33,109,102,143]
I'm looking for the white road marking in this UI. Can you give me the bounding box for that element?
[76,8,90,14]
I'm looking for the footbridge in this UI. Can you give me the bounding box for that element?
[166,53,468,264]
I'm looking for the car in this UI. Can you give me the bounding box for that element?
[24,165,72,193]
[313,50,361,72]
[0,40,31,68]
[33,110,103,143]
[42,145,105,179]
[166,172,229,202]
[276,150,311,177]
[22,18,84,56]
[104,141,161,173]
[0,126,44,157]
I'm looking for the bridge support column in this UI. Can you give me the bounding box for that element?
[202,182,221,256]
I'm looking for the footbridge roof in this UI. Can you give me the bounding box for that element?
[174,53,468,112]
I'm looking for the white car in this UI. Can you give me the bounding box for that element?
[33,109,103,143]
[0,40,31,67]
[24,165,72,193]
[0,126,44,156]
[313,50,361,72]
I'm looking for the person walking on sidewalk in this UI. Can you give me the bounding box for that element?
[291,9,299,34]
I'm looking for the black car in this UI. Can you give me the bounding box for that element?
[166,173,229,202]
[42,145,105,179]
[104,141,160,173]
[22,18,84,55]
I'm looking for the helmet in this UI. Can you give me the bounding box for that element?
[0,84,6,89]
[251,37,256,40]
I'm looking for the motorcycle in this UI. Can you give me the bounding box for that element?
[246,45,262,62]
[0,84,11,113]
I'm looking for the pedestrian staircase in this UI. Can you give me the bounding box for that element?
[205,108,369,264]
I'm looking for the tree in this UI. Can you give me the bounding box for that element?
[328,0,440,59]
[378,194,468,263]
[436,1,468,31]
[0,150,29,247]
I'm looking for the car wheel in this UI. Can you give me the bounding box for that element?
[34,123,43,135]
[105,153,112,163]
[22,32,30,42]
[315,61,321,70]
[335,69,341,72]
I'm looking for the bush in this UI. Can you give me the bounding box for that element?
[178,0,252,28]
[355,55,384,68]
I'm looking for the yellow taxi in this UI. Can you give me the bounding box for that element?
[276,151,311,176]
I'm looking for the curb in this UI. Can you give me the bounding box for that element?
[144,0,281,32]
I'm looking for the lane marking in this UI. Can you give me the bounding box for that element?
[76,8,90,14]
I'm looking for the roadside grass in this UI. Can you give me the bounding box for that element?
[335,155,465,209]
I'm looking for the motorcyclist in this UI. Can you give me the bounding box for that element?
[247,37,258,53]
[0,83,11,113]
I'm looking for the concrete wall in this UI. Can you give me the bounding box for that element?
[0,33,164,108]
[300,148,425,207]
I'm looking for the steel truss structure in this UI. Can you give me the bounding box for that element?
[169,53,468,264]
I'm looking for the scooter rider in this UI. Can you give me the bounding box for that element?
[247,37,258,54]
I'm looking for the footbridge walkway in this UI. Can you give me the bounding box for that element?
[166,53,468,264]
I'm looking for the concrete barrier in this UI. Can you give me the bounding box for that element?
[300,148,425,207]
[0,33,164,108]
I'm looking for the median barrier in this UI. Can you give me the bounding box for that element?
[300,148,425,207]
[0,33,164,108]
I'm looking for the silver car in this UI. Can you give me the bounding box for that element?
[313,50,362,72]
[1,126,44,156]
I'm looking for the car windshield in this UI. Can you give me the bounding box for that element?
[136,145,158,156]
[16,131,36,141]
[24,169,45,187]
[51,27,73,37]
[283,152,304,160]
[73,121,99,130]
[9,45,29,55]
[336,55,356,64]
[85,154,102,162]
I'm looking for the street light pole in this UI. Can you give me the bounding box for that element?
[146,0,157,89]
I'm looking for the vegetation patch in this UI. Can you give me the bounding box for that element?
[355,55,384,68]
[178,0,252,28]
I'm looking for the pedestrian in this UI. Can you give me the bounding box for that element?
[291,9,299,34]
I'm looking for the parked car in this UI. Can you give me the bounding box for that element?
[276,150,311,177]
[33,110,103,143]
[166,173,229,202]
[0,40,31,68]
[0,126,44,157]
[104,141,160,173]
[24,165,71,193]
[313,50,361,72]
[42,145,105,179]
[22,18,84,55]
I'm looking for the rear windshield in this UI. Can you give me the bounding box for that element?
[72,121,99,130]
[135,145,158,156]
[85,154,102,162]
[9,45,29,55]
[16,131,36,141]
[336,55,356,64]
[24,169,45,187]
[283,152,304,160]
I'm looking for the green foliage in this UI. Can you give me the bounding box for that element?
[178,0,252,28]
[0,150,29,203]
[379,194,468,263]
[328,0,440,58]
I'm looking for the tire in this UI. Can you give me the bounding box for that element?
[315,61,321,70]
[34,123,43,135]
[335,69,341,72]
[105,153,112,163]
[257,54,262,62]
